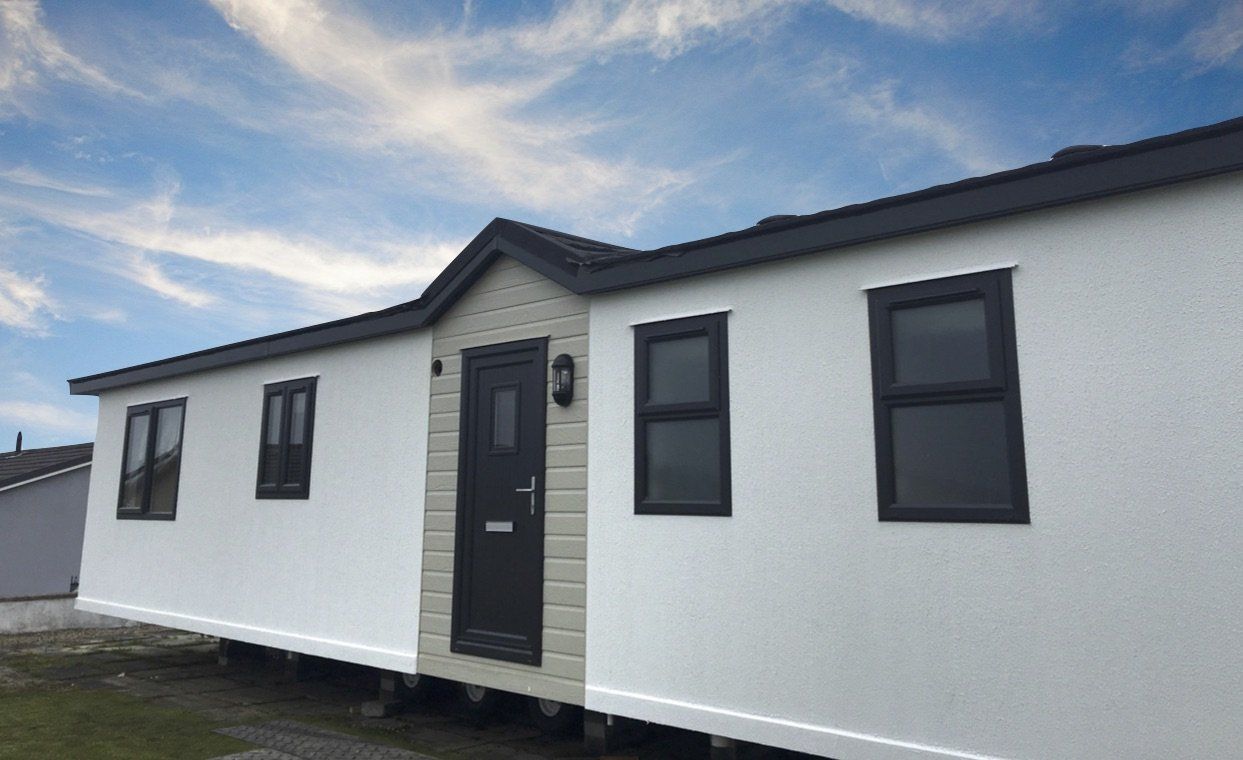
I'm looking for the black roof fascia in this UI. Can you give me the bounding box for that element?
[68,219,584,395]
[67,306,428,395]
[576,115,1243,292]
[68,115,1243,396]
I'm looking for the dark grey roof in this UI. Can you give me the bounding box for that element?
[0,443,93,490]
[69,114,1243,396]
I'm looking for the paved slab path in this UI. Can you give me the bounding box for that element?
[213,719,435,759]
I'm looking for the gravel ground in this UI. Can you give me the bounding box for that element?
[0,623,154,651]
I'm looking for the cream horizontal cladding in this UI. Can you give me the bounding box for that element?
[419,254,589,705]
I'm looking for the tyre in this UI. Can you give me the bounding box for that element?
[397,672,431,700]
[457,682,501,719]
[527,697,582,735]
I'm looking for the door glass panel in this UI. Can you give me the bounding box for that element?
[645,418,720,502]
[648,334,710,404]
[148,405,183,514]
[260,393,282,485]
[491,386,518,451]
[285,390,307,484]
[120,413,150,510]
[891,401,1009,505]
[891,297,989,385]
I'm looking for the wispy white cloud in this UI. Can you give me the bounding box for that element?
[82,305,126,324]
[1182,3,1243,71]
[841,81,1010,175]
[0,266,58,335]
[798,54,1012,178]
[505,0,792,60]
[1119,1,1243,76]
[819,0,1039,41]
[123,256,216,310]
[0,0,137,114]
[502,0,1031,60]
[0,399,96,437]
[0,168,462,320]
[0,165,114,197]
[201,0,1029,235]
[207,0,705,234]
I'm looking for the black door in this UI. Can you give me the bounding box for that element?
[451,338,547,665]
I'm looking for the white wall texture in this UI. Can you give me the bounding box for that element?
[77,331,432,674]
[585,174,1243,760]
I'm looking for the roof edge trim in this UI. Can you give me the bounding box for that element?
[67,115,1243,395]
[0,457,93,492]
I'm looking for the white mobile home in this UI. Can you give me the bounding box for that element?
[70,117,1243,759]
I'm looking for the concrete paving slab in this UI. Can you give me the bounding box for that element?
[148,692,235,712]
[393,726,483,753]
[199,705,281,724]
[105,657,180,674]
[99,674,186,698]
[211,750,302,760]
[128,662,225,681]
[40,662,118,680]
[215,720,439,759]
[166,674,252,693]
[212,685,310,707]
[447,743,558,760]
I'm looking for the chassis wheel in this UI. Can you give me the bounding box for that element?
[457,682,501,718]
[398,672,431,700]
[527,697,582,735]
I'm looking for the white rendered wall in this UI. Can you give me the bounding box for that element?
[585,174,1243,760]
[77,331,431,674]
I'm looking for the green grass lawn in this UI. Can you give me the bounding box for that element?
[0,687,251,760]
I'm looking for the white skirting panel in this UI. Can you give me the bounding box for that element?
[76,597,419,674]
[586,686,1010,760]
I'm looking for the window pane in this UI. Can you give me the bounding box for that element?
[648,335,710,405]
[891,298,989,385]
[491,386,518,450]
[120,413,150,510]
[148,405,183,514]
[891,401,1009,505]
[260,394,282,486]
[645,418,720,502]
[285,390,307,484]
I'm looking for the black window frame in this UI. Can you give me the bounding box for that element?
[255,377,317,500]
[116,397,187,520]
[634,312,732,516]
[868,268,1029,524]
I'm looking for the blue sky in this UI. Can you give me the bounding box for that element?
[2,0,1241,447]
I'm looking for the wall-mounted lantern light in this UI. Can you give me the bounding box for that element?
[552,354,574,406]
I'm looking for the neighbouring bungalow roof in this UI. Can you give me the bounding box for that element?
[68,114,1243,396]
[0,443,93,491]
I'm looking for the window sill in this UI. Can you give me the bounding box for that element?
[116,510,177,521]
[255,489,310,500]
[635,501,731,517]
[879,504,1029,524]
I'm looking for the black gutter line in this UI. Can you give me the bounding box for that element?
[67,114,1243,395]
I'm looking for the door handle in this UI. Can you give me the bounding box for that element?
[515,476,536,515]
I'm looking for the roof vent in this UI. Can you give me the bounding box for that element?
[1051,144,1104,160]
[755,214,797,226]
